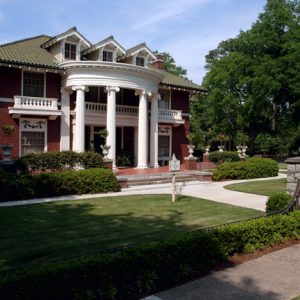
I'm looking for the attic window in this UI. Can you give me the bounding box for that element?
[136,56,145,67]
[65,43,76,60]
[103,50,113,62]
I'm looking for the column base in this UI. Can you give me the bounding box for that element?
[135,164,149,169]
[150,163,160,168]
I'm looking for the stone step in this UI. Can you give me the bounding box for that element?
[117,171,212,188]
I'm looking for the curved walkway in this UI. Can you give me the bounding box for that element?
[0,173,286,211]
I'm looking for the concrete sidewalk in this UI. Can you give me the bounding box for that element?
[145,243,300,300]
[0,174,286,211]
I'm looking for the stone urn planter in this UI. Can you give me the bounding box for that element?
[100,144,111,160]
[236,145,242,157]
[241,145,248,157]
[187,144,195,158]
[218,145,224,152]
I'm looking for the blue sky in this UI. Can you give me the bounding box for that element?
[0,0,266,84]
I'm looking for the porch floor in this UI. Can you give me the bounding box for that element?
[116,162,216,176]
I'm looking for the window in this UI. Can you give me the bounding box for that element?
[23,72,44,97]
[158,89,170,109]
[136,56,145,67]
[158,135,170,158]
[65,43,76,60]
[21,131,45,156]
[103,50,113,62]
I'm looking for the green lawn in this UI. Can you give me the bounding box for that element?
[0,195,263,271]
[278,162,287,169]
[224,178,286,196]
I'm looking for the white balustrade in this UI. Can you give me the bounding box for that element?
[14,96,58,110]
[85,102,138,115]
[159,108,182,120]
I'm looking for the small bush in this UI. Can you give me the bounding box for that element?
[18,151,104,173]
[209,151,240,164]
[0,211,299,299]
[213,157,278,180]
[0,168,119,202]
[266,192,292,213]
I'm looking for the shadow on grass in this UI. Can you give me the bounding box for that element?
[0,197,218,271]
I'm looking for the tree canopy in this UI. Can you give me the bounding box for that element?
[162,52,187,77]
[191,0,300,155]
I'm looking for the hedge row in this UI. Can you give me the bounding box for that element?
[0,168,119,202]
[213,157,278,180]
[17,151,105,173]
[209,151,240,164]
[1,211,299,299]
[266,192,292,213]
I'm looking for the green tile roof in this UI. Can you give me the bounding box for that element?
[0,33,204,92]
[0,35,59,68]
[155,68,204,92]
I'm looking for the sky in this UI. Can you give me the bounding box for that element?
[0,0,266,84]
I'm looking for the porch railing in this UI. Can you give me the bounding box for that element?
[14,96,58,110]
[85,102,183,121]
[158,108,182,120]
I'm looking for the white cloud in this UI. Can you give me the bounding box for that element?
[132,0,215,30]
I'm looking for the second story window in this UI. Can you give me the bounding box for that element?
[103,50,113,62]
[65,43,76,60]
[136,56,145,67]
[23,72,44,97]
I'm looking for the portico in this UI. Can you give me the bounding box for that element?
[61,61,164,169]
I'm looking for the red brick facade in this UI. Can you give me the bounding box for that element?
[0,66,192,163]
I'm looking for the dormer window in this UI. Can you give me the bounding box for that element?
[103,50,113,62]
[65,43,76,60]
[136,56,145,67]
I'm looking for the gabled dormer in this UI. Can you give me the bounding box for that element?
[81,36,126,62]
[42,27,91,62]
[120,43,156,67]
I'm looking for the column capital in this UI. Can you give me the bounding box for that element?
[135,89,145,97]
[106,86,120,93]
[72,85,89,92]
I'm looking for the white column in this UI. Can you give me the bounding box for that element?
[150,93,159,168]
[134,126,138,166]
[106,86,120,170]
[60,88,70,151]
[136,90,148,169]
[72,86,88,152]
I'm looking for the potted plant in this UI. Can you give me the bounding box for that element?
[1,124,15,162]
[99,129,110,160]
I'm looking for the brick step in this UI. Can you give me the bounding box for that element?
[128,176,196,186]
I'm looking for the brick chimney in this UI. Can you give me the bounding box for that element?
[152,53,164,70]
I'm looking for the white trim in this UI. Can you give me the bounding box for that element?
[181,113,190,117]
[19,118,48,156]
[0,97,14,103]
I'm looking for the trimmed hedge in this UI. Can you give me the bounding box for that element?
[18,151,105,173]
[209,151,240,164]
[213,157,278,180]
[0,168,119,202]
[0,211,299,299]
[266,192,292,213]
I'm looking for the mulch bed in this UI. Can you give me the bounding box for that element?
[218,239,300,270]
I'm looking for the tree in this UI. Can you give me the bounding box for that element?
[162,52,187,77]
[192,0,300,155]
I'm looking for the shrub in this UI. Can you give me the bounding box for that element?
[0,168,119,202]
[209,151,240,164]
[19,151,104,173]
[213,157,278,180]
[266,192,292,213]
[0,211,299,299]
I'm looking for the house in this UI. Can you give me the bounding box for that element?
[0,27,204,170]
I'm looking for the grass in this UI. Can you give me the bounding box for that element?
[0,194,263,271]
[278,162,287,169]
[224,178,286,196]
